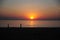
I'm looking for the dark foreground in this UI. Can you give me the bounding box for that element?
[0,27,60,40]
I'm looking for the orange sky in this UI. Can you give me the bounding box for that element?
[0,0,60,20]
[1,7,59,19]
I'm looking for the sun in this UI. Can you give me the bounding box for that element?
[27,12,37,20]
[30,16,34,19]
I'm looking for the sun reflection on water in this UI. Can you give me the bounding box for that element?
[29,20,35,27]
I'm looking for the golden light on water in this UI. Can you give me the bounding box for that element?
[29,21,34,27]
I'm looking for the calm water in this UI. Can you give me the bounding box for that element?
[0,20,60,27]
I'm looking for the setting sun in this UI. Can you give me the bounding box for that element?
[26,12,40,20]
[30,16,34,19]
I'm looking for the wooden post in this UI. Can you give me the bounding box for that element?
[8,24,9,28]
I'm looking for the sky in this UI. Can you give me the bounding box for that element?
[0,0,60,20]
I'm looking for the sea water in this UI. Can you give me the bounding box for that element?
[0,20,60,28]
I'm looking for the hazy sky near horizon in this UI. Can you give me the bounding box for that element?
[0,0,60,19]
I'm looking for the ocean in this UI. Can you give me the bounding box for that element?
[0,20,60,28]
